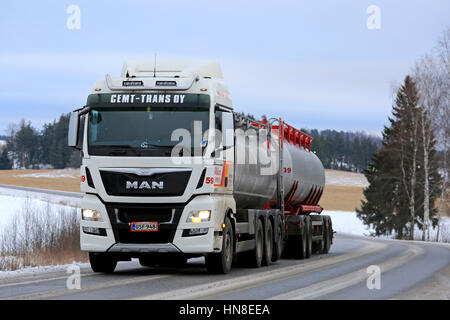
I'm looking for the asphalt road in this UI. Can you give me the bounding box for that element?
[0,185,448,300]
[0,234,448,300]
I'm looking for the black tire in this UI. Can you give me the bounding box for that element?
[89,252,117,273]
[272,217,283,262]
[313,237,324,254]
[205,217,234,274]
[322,216,331,254]
[262,220,273,266]
[304,216,312,258]
[290,217,307,260]
[299,222,307,259]
[139,256,157,267]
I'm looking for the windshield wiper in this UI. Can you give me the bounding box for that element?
[95,144,135,148]
[143,143,175,149]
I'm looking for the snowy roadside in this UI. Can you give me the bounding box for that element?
[0,192,85,274]
[323,210,450,243]
[0,193,80,231]
[0,185,81,208]
[0,262,90,280]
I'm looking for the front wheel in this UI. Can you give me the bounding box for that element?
[89,252,117,273]
[206,217,234,274]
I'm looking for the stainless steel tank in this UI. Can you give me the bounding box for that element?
[233,127,278,209]
[233,125,325,210]
[281,142,325,207]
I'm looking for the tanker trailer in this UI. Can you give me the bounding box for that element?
[232,116,332,264]
[68,59,333,274]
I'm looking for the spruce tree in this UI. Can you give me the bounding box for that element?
[357,76,441,239]
[0,149,12,169]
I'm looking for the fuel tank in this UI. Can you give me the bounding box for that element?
[233,127,325,210]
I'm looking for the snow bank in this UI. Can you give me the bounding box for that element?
[0,186,80,208]
[323,210,450,242]
[0,194,78,233]
[322,210,374,236]
[0,262,90,279]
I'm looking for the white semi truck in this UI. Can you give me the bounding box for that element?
[68,60,333,274]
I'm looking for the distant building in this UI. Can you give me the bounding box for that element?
[0,140,6,151]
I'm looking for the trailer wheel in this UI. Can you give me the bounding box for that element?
[205,217,234,274]
[304,216,312,258]
[89,252,117,273]
[322,216,331,254]
[299,222,308,259]
[262,220,273,266]
[272,217,283,262]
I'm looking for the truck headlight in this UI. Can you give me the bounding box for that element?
[82,209,103,222]
[186,210,211,223]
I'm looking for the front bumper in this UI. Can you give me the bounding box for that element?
[80,194,217,254]
[108,243,181,254]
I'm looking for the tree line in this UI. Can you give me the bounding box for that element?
[238,112,381,173]
[357,28,449,241]
[305,129,380,173]
[0,112,380,172]
[0,115,81,170]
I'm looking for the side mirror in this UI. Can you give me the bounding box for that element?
[68,111,80,148]
[222,112,234,148]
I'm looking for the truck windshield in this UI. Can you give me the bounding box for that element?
[87,106,209,156]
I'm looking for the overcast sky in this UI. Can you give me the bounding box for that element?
[0,0,449,136]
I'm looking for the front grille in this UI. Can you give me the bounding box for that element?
[106,203,184,244]
[100,169,192,197]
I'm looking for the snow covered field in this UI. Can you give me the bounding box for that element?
[13,168,79,179]
[325,170,369,187]
[0,194,77,231]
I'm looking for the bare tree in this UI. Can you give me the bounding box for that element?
[413,28,450,241]
[435,28,450,241]
[414,56,438,240]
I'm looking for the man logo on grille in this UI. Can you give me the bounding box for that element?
[126,181,164,190]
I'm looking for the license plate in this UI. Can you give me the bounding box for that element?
[130,221,158,232]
